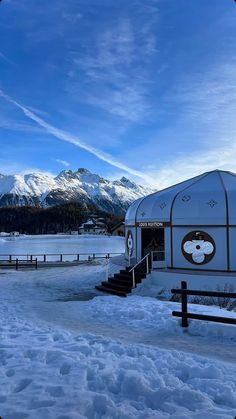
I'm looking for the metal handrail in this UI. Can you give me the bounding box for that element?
[129,253,150,289]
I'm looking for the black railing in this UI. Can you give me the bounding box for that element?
[0,252,122,270]
[15,258,38,270]
[172,281,236,328]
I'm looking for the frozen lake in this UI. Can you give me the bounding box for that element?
[0,234,125,261]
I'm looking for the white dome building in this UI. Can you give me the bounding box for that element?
[125,170,236,274]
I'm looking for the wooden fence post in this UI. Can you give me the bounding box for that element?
[60,254,63,262]
[9,255,12,263]
[44,254,46,263]
[77,254,80,261]
[181,281,188,327]
[16,258,19,271]
[35,258,38,269]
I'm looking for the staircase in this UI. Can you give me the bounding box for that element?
[95,254,151,297]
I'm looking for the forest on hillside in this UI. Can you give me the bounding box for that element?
[0,202,123,234]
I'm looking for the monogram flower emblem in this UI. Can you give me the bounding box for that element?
[182,231,216,265]
[183,240,214,264]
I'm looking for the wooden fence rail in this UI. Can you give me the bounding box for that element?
[0,252,121,260]
[15,258,38,270]
[171,281,236,328]
[0,252,122,270]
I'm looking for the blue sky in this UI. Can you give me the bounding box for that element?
[0,0,236,188]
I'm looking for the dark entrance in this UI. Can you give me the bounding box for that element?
[141,228,165,258]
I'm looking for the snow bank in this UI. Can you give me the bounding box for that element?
[78,295,236,342]
[0,315,236,419]
[0,265,236,418]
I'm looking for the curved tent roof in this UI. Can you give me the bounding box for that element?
[125,170,236,226]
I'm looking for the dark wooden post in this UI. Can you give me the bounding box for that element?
[181,281,188,327]
[30,255,33,263]
[35,258,38,269]
[16,258,19,271]
[107,253,110,259]
[60,254,63,262]
[77,254,80,261]
[44,254,46,263]
[9,255,12,263]
[93,253,95,260]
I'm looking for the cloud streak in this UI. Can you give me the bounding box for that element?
[0,51,15,66]
[55,159,70,167]
[0,89,153,184]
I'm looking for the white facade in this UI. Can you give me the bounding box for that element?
[10,231,20,237]
[79,218,108,235]
[125,170,236,272]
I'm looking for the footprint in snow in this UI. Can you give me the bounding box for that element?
[46,385,65,398]
[28,399,56,409]
[60,363,71,375]
[6,368,15,377]
[2,412,29,419]
[13,378,32,393]
[0,395,7,403]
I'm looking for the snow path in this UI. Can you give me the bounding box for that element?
[1,265,236,364]
[36,308,236,365]
[0,265,236,418]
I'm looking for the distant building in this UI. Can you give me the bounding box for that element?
[111,221,125,236]
[0,232,10,237]
[69,231,79,235]
[9,231,20,237]
[79,217,108,235]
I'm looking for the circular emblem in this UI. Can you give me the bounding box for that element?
[182,231,215,265]
[126,230,133,256]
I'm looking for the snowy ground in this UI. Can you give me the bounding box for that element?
[0,262,236,419]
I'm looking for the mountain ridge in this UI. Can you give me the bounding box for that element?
[0,168,155,215]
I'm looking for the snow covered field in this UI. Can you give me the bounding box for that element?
[0,261,236,419]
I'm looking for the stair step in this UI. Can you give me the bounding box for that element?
[114,273,132,280]
[108,277,133,285]
[95,264,148,297]
[95,285,127,297]
[114,273,146,281]
[108,277,141,286]
[119,269,132,275]
[102,281,132,292]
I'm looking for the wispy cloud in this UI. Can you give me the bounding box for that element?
[0,52,9,63]
[67,2,159,122]
[0,89,153,184]
[0,51,15,66]
[149,142,236,190]
[55,159,70,167]
[169,62,236,136]
[0,116,43,133]
[145,61,236,188]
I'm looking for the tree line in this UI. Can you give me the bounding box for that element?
[0,202,123,234]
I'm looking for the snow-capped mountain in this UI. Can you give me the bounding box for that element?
[0,168,154,214]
